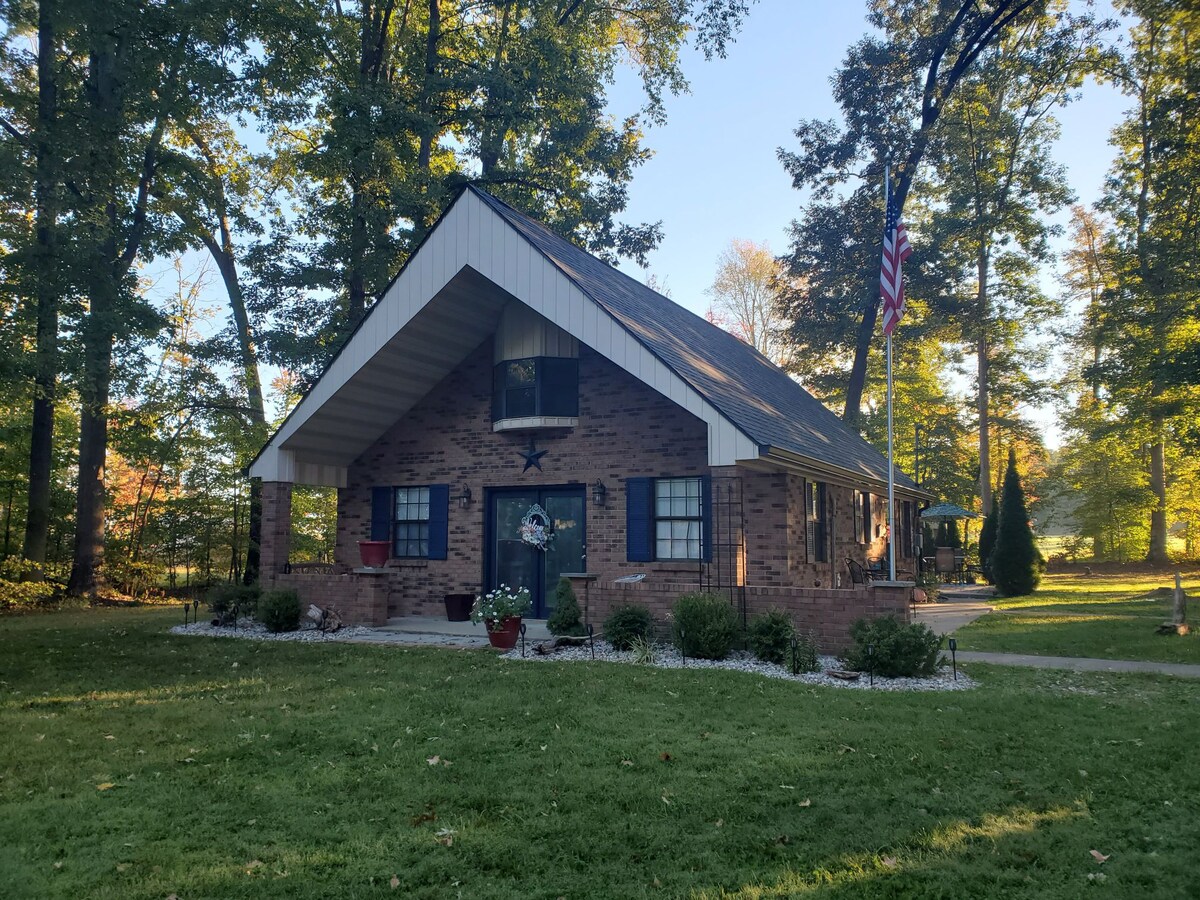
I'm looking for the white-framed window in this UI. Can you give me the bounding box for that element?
[393,487,431,558]
[654,477,703,560]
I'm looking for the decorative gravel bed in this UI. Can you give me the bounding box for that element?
[502,641,976,691]
[169,619,373,643]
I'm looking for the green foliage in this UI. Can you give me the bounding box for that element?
[792,631,821,674]
[603,604,654,651]
[0,558,58,610]
[979,504,1000,585]
[747,609,795,665]
[547,578,586,636]
[992,450,1041,597]
[672,593,739,660]
[258,589,301,633]
[471,586,532,631]
[208,581,262,624]
[842,616,942,679]
[628,635,657,666]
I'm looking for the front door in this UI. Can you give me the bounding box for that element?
[486,486,586,619]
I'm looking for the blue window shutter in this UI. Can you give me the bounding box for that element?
[370,487,392,541]
[700,474,713,562]
[428,484,449,560]
[626,477,653,562]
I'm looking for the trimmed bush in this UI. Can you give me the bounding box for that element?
[258,589,301,633]
[603,604,653,651]
[841,615,942,678]
[747,609,795,665]
[208,582,262,625]
[672,593,739,660]
[547,578,586,636]
[991,449,1041,597]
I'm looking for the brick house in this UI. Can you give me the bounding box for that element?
[249,187,930,649]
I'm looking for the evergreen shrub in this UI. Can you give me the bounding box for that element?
[747,608,795,664]
[842,615,942,678]
[672,593,739,660]
[603,604,653,650]
[547,578,586,636]
[258,589,301,633]
[991,449,1041,597]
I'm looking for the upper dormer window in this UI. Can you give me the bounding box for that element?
[492,357,579,422]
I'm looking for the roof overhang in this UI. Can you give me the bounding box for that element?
[755,445,932,501]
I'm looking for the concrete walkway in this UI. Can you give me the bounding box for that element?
[955,650,1200,679]
[340,616,551,649]
[912,585,997,635]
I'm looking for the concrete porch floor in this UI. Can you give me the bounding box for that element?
[379,616,552,640]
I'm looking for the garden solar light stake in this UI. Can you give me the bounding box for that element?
[519,622,527,658]
[948,638,957,681]
[587,623,595,660]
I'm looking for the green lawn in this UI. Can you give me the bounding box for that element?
[954,571,1200,664]
[1,608,1198,899]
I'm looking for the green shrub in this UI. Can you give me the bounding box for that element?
[991,449,1041,597]
[603,604,653,650]
[547,578,586,636]
[842,615,942,678]
[0,567,58,611]
[792,631,821,674]
[672,593,739,660]
[747,609,795,665]
[258,589,301,633]
[208,582,262,624]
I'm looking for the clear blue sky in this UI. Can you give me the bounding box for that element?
[609,1,1124,313]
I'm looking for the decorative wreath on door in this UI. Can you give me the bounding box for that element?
[519,504,555,551]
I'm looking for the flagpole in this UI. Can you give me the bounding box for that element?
[884,164,897,582]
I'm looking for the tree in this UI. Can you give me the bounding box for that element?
[978,499,999,583]
[778,0,1055,430]
[991,448,1040,596]
[924,7,1100,513]
[705,239,787,363]
[1096,0,1200,563]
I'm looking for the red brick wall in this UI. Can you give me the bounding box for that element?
[335,342,711,617]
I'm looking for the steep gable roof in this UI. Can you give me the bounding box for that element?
[469,188,919,492]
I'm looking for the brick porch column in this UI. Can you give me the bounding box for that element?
[260,481,293,579]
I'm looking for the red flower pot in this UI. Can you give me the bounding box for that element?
[357,540,390,568]
[486,616,522,650]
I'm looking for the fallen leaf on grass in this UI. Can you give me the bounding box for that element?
[620,759,633,766]
[839,745,856,755]
[96,782,115,791]
[779,784,795,790]
[53,861,63,870]
[882,856,898,868]
[435,827,456,847]
[115,863,128,873]
[714,819,723,827]
[390,874,400,889]
[659,752,673,763]
[1090,850,1110,864]
[245,859,264,873]
[426,755,440,766]
[799,799,812,808]
[410,806,437,826]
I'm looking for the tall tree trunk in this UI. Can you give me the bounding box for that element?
[22,0,59,577]
[977,248,992,515]
[1146,422,1168,564]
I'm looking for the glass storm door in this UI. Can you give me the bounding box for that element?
[487,487,586,618]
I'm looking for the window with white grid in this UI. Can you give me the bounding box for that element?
[654,477,702,560]
[393,487,431,558]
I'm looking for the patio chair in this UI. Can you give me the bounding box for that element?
[845,557,873,585]
[934,547,957,583]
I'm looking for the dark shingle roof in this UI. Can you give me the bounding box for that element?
[470,187,919,492]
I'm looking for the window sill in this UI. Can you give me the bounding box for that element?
[493,416,578,432]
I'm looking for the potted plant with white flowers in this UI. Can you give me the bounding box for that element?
[471,584,532,650]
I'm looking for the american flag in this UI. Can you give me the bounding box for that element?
[880,192,911,337]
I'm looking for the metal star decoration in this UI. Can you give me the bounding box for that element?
[518,441,548,472]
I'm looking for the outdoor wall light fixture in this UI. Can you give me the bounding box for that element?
[458,486,472,509]
[591,479,607,506]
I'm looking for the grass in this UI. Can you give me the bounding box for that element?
[1,608,1198,898]
[954,571,1200,665]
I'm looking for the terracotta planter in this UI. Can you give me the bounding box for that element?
[357,540,390,568]
[485,616,522,650]
[444,593,474,622]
